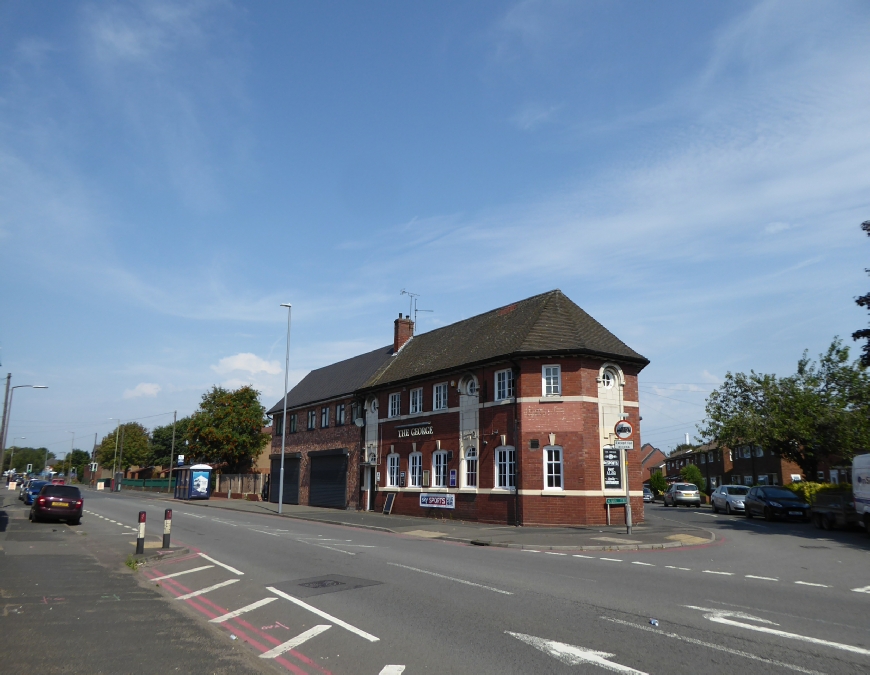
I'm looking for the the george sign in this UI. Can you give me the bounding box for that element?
[614,440,634,450]
[177,454,185,466]
[398,425,433,438]
[606,497,627,505]
[449,469,457,487]
[603,448,622,490]
[614,421,633,439]
[420,493,455,509]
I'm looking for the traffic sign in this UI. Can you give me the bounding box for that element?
[605,497,627,505]
[614,440,634,450]
[614,420,633,439]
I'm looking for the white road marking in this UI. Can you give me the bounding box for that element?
[387,562,513,595]
[258,625,331,658]
[698,513,718,517]
[211,518,238,527]
[601,617,825,675]
[600,558,623,562]
[151,565,214,581]
[378,667,406,674]
[686,605,870,656]
[176,578,239,600]
[850,585,870,594]
[507,631,647,673]
[266,586,379,642]
[251,529,280,537]
[295,539,356,555]
[631,562,654,566]
[573,554,594,559]
[210,597,278,623]
[178,512,207,519]
[545,552,567,556]
[746,575,778,581]
[794,581,829,588]
[665,566,691,571]
[522,550,541,553]
[199,553,244,575]
[702,570,733,576]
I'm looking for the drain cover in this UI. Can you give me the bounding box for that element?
[271,574,382,598]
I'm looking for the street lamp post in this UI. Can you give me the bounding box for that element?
[278,303,292,514]
[8,437,24,475]
[109,418,121,490]
[0,384,48,480]
[67,431,75,484]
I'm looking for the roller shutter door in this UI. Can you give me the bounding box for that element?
[309,454,348,509]
[269,457,299,504]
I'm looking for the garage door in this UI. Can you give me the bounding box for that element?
[269,457,299,504]
[309,454,348,509]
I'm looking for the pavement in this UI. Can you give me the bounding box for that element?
[104,487,714,551]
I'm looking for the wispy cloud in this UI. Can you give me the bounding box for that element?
[123,382,162,399]
[510,102,560,130]
[211,353,281,376]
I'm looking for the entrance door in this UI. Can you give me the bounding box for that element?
[309,454,348,509]
[269,457,299,504]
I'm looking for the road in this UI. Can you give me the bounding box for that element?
[10,490,870,674]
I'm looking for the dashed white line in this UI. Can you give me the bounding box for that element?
[199,553,244,575]
[703,570,734,576]
[851,585,870,594]
[176,578,239,600]
[295,539,356,555]
[210,597,278,623]
[387,563,513,595]
[259,625,331,659]
[378,667,406,675]
[794,581,829,588]
[251,529,280,537]
[522,550,541,553]
[151,565,214,581]
[544,552,567,556]
[665,566,691,571]
[600,558,623,562]
[267,586,379,642]
[573,554,594,559]
[746,575,778,581]
[632,561,655,566]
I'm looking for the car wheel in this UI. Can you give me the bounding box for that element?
[764,507,774,522]
[712,501,719,513]
[821,515,832,530]
[725,503,732,515]
[745,507,753,518]
[813,514,824,529]
[69,517,81,526]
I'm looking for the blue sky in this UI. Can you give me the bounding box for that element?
[2,1,868,459]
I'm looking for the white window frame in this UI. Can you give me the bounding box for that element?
[542,365,561,396]
[387,453,400,487]
[495,446,516,489]
[410,388,423,414]
[409,452,422,487]
[433,383,448,411]
[432,451,448,487]
[544,445,563,490]
[495,369,514,401]
[388,392,401,418]
[463,446,478,488]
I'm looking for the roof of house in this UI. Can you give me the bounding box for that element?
[362,289,648,390]
[267,344,393,414]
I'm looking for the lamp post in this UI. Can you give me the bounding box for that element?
[0,384,48,480]
[108,418,121,489]
[278,303,292,514]
[66,431,76,484]
[8,437,24,475]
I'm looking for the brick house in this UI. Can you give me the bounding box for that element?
[267,290,649,526]
[640,443,666,482]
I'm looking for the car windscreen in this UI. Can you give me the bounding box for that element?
[726,487,749,495]
[42,485,81,498]
[28,481,48,491]
[675,484,697,490]
[763,488,798,499]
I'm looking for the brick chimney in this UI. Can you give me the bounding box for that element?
[394,313,414,353]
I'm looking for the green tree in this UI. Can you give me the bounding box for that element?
[150,417,191,467]
[680,464,706,491]
[4,446,56,474]
[185,385,270,473]
[63,449,92,481]
[698,339,870,477]
[648,472,667,496]
[95,423,151,471]
[853,220,870,367]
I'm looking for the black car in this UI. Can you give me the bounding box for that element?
[744,486,810,521]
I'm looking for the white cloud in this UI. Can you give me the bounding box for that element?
[211,353,282,376]
[123,382,162,399]
[763,221,791,235]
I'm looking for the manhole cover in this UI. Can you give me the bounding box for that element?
[270,574,382,598]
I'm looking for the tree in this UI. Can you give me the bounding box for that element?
[648,472,667,496]
[185,385,270,473]
[680,464,706,491]
[698,339,870,477]
[63,449,91,481]
[3,446,55,474]
[150,417,191,467]
[95,423,151,471]
[854,220,870,367]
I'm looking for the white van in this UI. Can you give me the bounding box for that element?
[853,453,870,534]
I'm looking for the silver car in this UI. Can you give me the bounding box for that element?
[663,483,701,507]
[711,485,749,515]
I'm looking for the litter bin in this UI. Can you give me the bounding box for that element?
[174,464,213,500]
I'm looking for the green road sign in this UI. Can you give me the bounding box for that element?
[605,497,627,505]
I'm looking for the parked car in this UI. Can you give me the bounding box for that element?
[811,491,859,530]
[643,487,654,503]
[23,480,49,506]
[663,483,701,507]
[30,485,83,525]
[744,486,810,521]
[18,479,31,500]
[710,485,749,514]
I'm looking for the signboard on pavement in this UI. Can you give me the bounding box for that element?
[420,493,455,509]
[603,448,622,490]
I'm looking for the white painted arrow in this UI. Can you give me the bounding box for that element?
[507,632,648,673]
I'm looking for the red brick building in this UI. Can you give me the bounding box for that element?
[268,290,649,526]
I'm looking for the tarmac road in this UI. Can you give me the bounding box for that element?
[36,489,870,675]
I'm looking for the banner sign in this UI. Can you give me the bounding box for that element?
[420,493,455,509]
[603,448,622,490]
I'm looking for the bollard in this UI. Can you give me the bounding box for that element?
[162,509,172,549]
[136,511,146,555]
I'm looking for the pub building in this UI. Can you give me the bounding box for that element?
[267,289,649,526]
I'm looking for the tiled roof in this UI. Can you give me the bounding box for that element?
[362,289,647,389]
[267,345,393,414]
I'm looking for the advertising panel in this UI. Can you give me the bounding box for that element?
[191,470,210,498]
[603,448,622,490]
[420,493,455,509]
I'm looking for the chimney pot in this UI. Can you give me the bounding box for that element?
[393,314,414,353]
